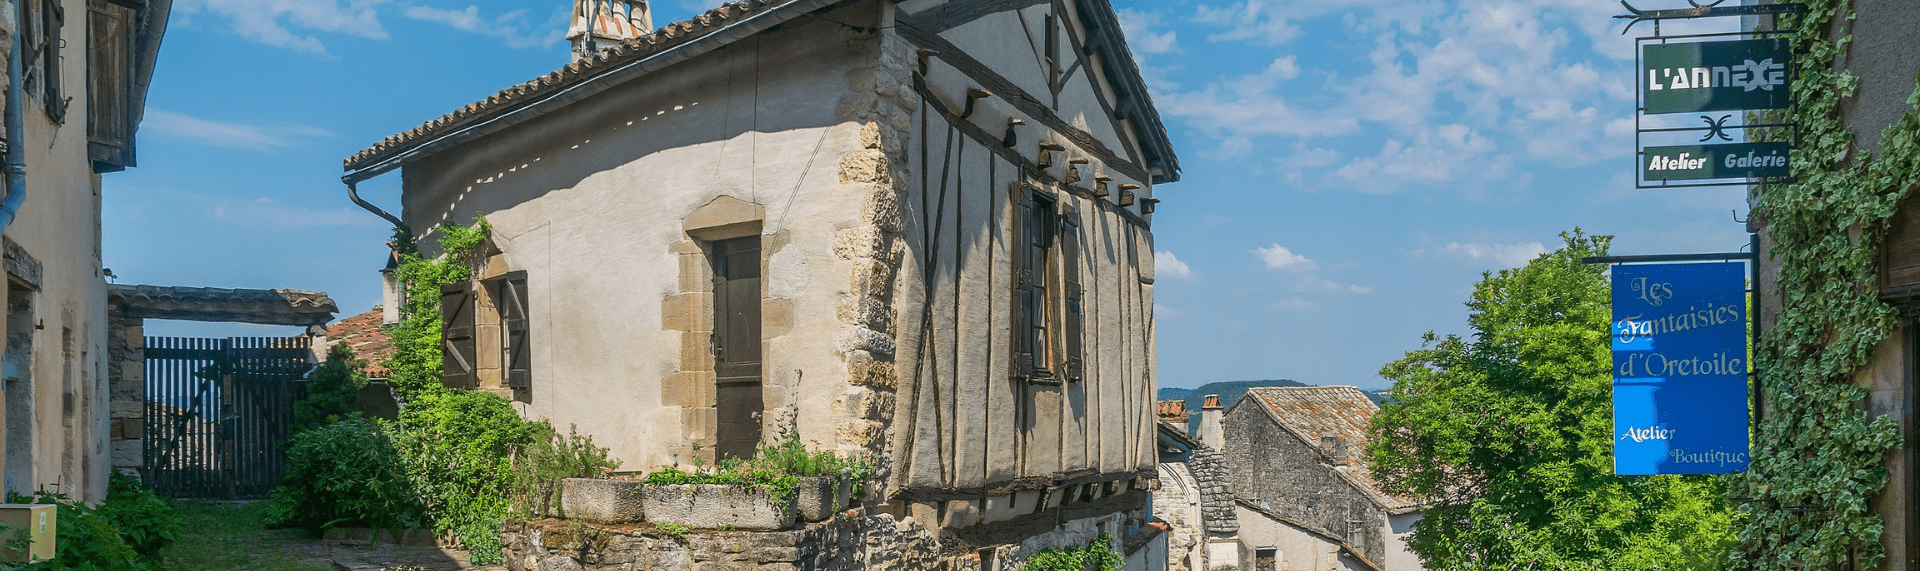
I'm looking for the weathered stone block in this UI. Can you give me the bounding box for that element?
[640,484,796,531]
[560,478,646,524]
[794,476,851,522]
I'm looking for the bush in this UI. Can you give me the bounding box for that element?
[511,423,619,517]
[1019,532,1122,571]
[264,417,423,533]
[5,490,146,571]
[94,473,183,560]
[388,389,539,564]
[637,423,871,516]
[291,344,370,435]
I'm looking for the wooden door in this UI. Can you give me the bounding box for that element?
[712,237,763,460]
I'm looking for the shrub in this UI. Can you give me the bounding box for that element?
[291,343,370,435]
[1019,532,1122,571]
[388,389,539,564]
[94,473,183,559]
[637,423,871,518]
[510,423,620,517]
[264,417,422,533]
[6,490,145,571]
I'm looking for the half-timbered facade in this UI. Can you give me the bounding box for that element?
[341,0,1176,566]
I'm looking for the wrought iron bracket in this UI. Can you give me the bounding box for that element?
[1615,0,1810,34]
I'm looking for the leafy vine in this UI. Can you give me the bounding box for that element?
[1730,0,1920,567]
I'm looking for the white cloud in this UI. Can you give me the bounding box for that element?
[1155,250,1195,279]
[1149,0,1651,194]
[176,0,389,55]
[1154,303,1186,319]
[1438,241,1547,268]
[143,110,331,150]
[403,5,560,49]
[1254,244,1317,271]
[1116,9,1179,54]
[211,198,383,227]
[1297,277,1374,294]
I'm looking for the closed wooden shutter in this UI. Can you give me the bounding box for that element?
[86,0,135,171]
[38,0,67,124]
[1010,182,1034,380]
[440,282,477,389]
[1061,210,1084,382]
[498,271,531,389]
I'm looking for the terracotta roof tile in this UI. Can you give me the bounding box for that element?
[343,0,789,172]
[325,308,394,377]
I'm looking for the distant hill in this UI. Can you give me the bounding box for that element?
[1158,380,1392,436]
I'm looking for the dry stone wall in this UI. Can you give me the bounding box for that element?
[502,511,938,571]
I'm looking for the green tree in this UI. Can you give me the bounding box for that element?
[291,343,370,434]
[1366,229,1738,570]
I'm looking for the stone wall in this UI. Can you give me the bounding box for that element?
[1223,406,1386,565]
[105,315,141,475]
[502,511,938,571]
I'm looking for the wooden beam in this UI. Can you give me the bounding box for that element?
[898,15,1153,185]
[905,0,1051,34]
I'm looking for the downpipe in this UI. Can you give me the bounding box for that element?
[0,0,28,231]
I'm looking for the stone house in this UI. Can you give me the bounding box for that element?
[0,0,170,503]
[338,0,1177,567]
[1218,387,1421,571]
[1155,395,1243,571]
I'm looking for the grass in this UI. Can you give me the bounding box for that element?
[160,501,333,571]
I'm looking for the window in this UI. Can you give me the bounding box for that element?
[439,271,531,391]
[25,0,68,124]
[1012,183,1084,382]
[1255,548,1278,571]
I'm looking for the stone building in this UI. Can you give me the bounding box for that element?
[338,0,1177,567]
[0,0,171,503]
[1218,387,1421,571]
[1155,395,1243,571]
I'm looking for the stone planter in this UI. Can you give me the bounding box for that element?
[639,483,797,531]
[794,476,852,522]
[560,478,646,524]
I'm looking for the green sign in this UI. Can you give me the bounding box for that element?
[1643,39,1789,114]
[1643,142,1790,181]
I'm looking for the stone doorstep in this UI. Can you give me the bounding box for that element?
[325,542,505,571]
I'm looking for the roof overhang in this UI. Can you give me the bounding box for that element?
[109,284,338,326]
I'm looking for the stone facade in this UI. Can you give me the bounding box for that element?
[1220,387,1420,571]
[340,0,1176,566]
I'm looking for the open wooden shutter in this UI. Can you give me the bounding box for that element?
[498,271,531,389]
[1010,182,1035,380]
[1061,209,1084,382]
[440,282,477,389]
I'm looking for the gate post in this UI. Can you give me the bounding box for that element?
[105,314,144,480]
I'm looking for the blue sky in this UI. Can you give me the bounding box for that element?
[107,0,1747,391]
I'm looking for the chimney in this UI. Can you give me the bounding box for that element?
[1197,394,1225,450]
[380,245,401,325]
[1322,436,1350,464]
[570,0,653,61]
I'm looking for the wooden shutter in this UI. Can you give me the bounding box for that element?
[1010,182,1034,380]
[1061,209,1084,382]
[86,0,135,172]
[39,0,67,124]
[498,271,531,389]
[440,282,477,389]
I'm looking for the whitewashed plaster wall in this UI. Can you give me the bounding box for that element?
[0,0,113,503]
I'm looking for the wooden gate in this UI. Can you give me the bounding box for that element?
[142,336,312,498]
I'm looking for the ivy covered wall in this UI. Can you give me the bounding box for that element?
[1732,0,1920,568]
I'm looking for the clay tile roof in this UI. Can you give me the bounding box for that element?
[325,308,394,377]
[1242,386,1418,514]
[343,0,789,172]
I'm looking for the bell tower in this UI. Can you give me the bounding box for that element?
[569,0,653,60]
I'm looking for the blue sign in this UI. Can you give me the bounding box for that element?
[1612,262,1750,475]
